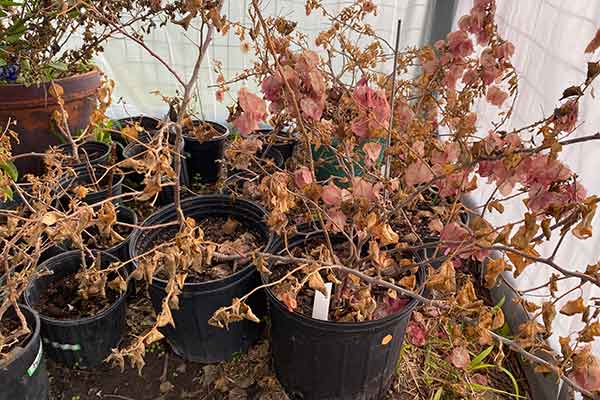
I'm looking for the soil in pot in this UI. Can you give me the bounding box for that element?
[35,271,121,321]
[0,305,49,400]
[151,216,262,283]
[265,228,424,400]
[183,120,228,184]
[25,251,128,368]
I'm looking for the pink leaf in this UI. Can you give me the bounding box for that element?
[449,346,471,369]
[405,160,434,187]
[352,178,381,202]
[406,321,427,347]
[300,97,323,120]
[327,208,346,232]
[293,167,313,189]
[321,183,343,207]
[486,86,509,107]
[363,142,382,167]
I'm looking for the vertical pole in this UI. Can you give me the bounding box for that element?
[384,19,402,182]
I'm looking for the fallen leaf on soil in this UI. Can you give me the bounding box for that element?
[449,346,470,369]
[406,320,427,347]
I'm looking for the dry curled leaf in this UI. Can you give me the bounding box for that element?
[560,297,586,316]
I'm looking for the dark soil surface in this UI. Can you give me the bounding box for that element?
[85,223,132,250]
[36,270,120,320]
[152,216,263,283]
[0,315,30,356]
[184,122,225,142]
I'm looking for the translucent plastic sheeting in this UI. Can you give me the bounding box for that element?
[454,1,600,397]
[93,0,434,121]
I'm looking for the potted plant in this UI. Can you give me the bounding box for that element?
[0,303,48,400]
[0,1,157,176]
[126,194,272,363]
[208,0,600,398]
[24,251,128,368]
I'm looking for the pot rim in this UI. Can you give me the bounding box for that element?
[130,194,272,289]
[183,120,229,142]
[0,69,100,90]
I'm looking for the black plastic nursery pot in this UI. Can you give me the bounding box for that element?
[57,141,111,171]
[265,229,425,400]
[24,251,128,368]
[121,141,190,205]
[73,166,125,206]
[104,206,137,261]
[113,116,161,157]
[0,305,49,400]
[254,128,297,162]
[128,194,272,363]
[183,121,229,184]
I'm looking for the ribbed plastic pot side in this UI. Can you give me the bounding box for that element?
[183,121,229,184]
[0,304,49,400]
[264,229,425,400]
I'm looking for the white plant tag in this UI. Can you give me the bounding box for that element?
[312,282,333,320]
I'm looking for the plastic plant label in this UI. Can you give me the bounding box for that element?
[312,282,333,321]
[43,338,81,351]
[27,343,43,377]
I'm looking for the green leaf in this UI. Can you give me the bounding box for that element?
[48,61,68,72]
[492,295,506,313]
[0,1,22,6]
[0,57,6,67]
[1,161,18,181]
[432,388,443,400]
[468,345,494,370]
[1,186,13,201]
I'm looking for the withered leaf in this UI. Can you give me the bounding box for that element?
[560,86,584,100]
[585,28,600,53]
[586,62,600,85]
[108,275,127,293]
[484,258,507,288]
[580,322,600,342]
[560,297,586,316]
[308,271,327,295]
[426,260,456,293]
[449,346,470,369]
[542,302,556,334]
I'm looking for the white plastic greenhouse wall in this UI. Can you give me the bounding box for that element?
[91,1,599,396]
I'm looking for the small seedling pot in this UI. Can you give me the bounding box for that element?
[264,228,425,400]
[24,251,128,368]
[121,141,189,205]
[253,128,297,162]
[129,194,273,363]
[58,141,111,172]
[0,304,49,400]
[73,166,124,206]
[183,121,229,184]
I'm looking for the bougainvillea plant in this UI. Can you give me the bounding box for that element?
[0,0,600,398]
[209,0,600,397]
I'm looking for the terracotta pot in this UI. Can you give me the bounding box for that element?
[0,70,102,177]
